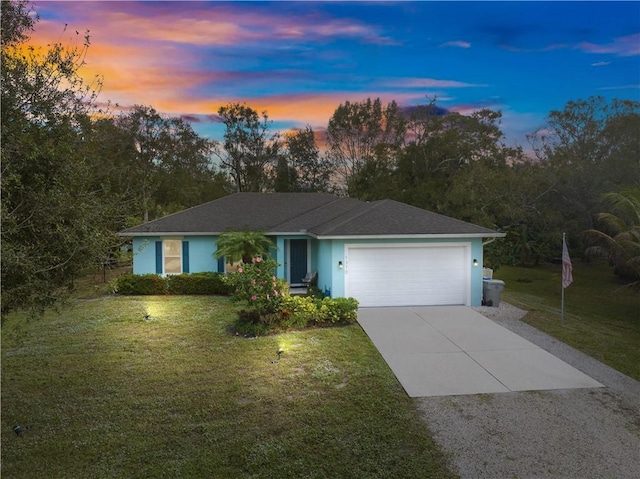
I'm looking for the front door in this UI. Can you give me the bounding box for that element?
[289,239,308,285]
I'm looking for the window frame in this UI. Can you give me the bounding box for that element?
[163,238,183,275]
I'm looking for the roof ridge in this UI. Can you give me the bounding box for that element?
[314,199,383,234]
[384,198,491,227]
[269,195,345,231]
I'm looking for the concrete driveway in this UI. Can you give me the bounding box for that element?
[357,306,603,397]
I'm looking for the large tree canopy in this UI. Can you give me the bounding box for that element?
[326,98,405,195]
[279,126,331,192]
[585,186,640,282]
[527,96,640,252]
[216,103,280,192]
[1,1,228,317]
[114,105,225,222]
[1,0,119,316]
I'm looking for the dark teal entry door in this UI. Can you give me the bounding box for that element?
[289,239,308,285]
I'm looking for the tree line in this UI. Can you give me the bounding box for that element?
[2,0,638,316]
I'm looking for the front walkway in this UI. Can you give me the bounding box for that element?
[357,306,603,397]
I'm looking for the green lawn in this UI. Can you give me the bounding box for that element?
[1,295,456,478]
[495,261,640,380]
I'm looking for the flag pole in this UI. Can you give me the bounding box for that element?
[561,233,566,325]
[561,232,573,325]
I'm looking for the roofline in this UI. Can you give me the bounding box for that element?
[120,231,506,239]
[315,233,506,240]
[118,231,317,237]
[118,232,215,237]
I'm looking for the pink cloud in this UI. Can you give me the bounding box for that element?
[384,78,486,89]
[35,2,395,47]
[441,40,471,49]
[577,33,640,57]
[504,33,640,57]
[501,43,568,53]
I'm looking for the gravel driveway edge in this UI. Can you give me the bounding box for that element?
[415,302,640,479]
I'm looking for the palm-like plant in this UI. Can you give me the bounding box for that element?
[584,186,640,282]
[214,230,276,264]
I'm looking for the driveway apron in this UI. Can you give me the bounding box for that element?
[357,306,603,397]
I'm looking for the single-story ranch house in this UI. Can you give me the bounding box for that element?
[119,193,505,307]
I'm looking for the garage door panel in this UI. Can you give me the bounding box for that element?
[346,245,468,307]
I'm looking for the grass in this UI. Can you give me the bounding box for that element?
[1,294,456,478]
[494,261,640,381]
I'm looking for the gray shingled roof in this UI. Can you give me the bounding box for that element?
[120,193,502,238]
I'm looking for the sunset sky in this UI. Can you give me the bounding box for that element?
[30,1,640,150]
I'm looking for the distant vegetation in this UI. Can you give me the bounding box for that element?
[2,0,638,316]
[497,261,640,380]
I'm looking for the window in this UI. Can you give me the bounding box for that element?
[225,260,243,273]
[164,239,182,274]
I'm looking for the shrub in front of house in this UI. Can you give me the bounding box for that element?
[227,256,360,335]
[114,273,168,295]
[227,256,289,317]
[317,297,360,324]
[167,272,233,295]
[279,295,319,328]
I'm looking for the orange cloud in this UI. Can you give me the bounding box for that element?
[35,2,395,47]
[203,91,429,128]
[26,4,472,136]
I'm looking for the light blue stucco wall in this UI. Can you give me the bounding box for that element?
[132,235,486,306]
[133,234,313,278]
[132,236,218,275]
[470,238,484,306]
[189,236,217,273]
[316,240,334,296]
[132,237,160,274]
[316,237,486,306]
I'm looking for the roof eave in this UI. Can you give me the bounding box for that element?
[118,231,217,237]
[315,232,506,240]
[119,231,506,239]
[118,231,319,238]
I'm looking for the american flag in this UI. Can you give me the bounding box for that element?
[562,237,573,289]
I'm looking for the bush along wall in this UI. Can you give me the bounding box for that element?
[227,257,360,335]
[114,273,168,295]
[114,273,232,296]
[114,268,359,336]
[233,295,360,336]
[167,272,233,295]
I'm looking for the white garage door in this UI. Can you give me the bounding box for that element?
[345,244,469,307]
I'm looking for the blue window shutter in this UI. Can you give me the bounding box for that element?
[217,256,225,273]
[182,241,189,273]
[155,241,163,274]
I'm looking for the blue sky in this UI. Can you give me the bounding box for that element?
[31,1,640,151]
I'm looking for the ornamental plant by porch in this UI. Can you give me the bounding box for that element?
[228,256,289,319]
